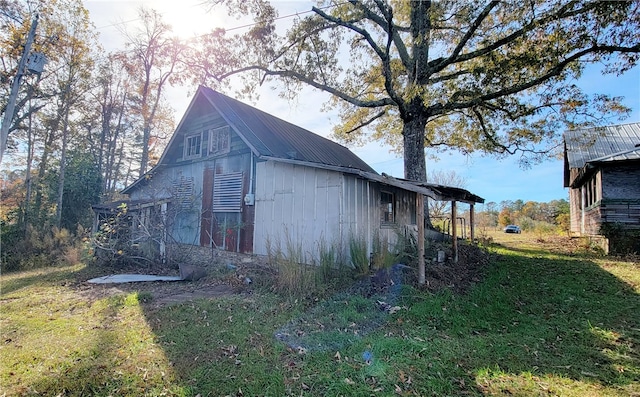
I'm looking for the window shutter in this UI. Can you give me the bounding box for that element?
[213,172,244,212]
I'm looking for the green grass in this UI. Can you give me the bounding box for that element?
[1,237,638,396]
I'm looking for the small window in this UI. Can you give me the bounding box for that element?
[184,133,202,159]
[210,126,231,156]
[381,191,395,225]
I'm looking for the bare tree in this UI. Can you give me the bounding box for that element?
[118,7,183,178]
[427,169,467,219]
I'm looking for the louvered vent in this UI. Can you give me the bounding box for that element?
[213,172,244,212]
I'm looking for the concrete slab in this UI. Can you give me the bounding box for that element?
[87,274,183,284]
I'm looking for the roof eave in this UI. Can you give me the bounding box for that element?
[260,156,484,203]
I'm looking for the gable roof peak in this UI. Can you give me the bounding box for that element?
[199,86,376,173]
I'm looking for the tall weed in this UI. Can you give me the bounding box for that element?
[265,232,316,296]
[349,234,369,275]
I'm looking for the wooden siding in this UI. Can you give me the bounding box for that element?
[167,98,248,166]
[569,187,581,234]
[129,113,255,251]
[601,164,640,199]
[253,161,342,261]
[582,205,602,235]
[569,163,640,235]
[600,199,640,229]
[253,160,417,263]
[200,167,214,246]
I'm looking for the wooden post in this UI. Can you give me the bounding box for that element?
[417,193,425,285]
[160,202,167,263]
[451,200,458,263]
[469,204,475,242]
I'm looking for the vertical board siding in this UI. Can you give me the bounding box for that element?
[254,166,419,264]
[129,120,255,251]
[569,188,582,234]
[200,167,214,246]
[254,161,343,262]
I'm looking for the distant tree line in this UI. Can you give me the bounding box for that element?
[475,199,570,234]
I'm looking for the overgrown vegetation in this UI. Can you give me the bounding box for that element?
[0,224,89,272]
[600,222,640,255]
[2,233,638,396]
[262,230,418,300]
[0,149,101,273]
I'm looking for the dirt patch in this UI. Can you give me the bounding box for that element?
[422,243,493,294]
[75,246,261,306]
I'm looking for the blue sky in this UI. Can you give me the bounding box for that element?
[85,0,640,207]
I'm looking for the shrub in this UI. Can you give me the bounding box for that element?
[0,224,85,272]
[600,222,640,255]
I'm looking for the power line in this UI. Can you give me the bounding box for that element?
[91,3,337,36]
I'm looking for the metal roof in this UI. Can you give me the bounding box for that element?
[200,86,376,173]
[564,122,640,169]
[122,86,484,203]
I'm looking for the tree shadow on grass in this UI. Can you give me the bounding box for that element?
[454,247,640,394]
[134,245,640,396]
[0,264,83,296]
[15,290,185,396]
[11,247,633,396]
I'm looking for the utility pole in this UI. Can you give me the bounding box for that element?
[0,14,39,165]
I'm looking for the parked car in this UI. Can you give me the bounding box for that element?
[504,225,521,234]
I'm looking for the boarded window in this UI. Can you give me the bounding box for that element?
[209,126,231,156]
[184,133,202,159]
[173,176,194,209]
[381,191,395,225]
[213,172,243,212]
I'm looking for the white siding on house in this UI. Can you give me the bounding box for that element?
[254,161,343,261]
[253,161,416,264]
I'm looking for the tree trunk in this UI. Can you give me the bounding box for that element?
[139,124,150,178]
[55,105,71,228]
[33,126,57,223]
[402,108,433,285]
[402,114,428,181]
[22,99,35,235]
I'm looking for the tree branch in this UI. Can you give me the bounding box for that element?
[437,1,500,71]
[213,65,396,108]
[342,109,387,134]
[442,43,640,114]
[430,1,592,73]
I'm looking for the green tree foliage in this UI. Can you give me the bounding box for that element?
[492,198,570,230]
[199,0,640,183]
[59,150,102,230]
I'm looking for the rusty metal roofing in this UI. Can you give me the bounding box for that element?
[200,86,376,173]
[564,122,640,169]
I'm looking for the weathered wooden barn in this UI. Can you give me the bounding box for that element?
[94,86,484,264]
[563,122,640,252]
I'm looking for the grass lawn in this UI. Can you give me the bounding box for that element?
[1,234,639,396]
